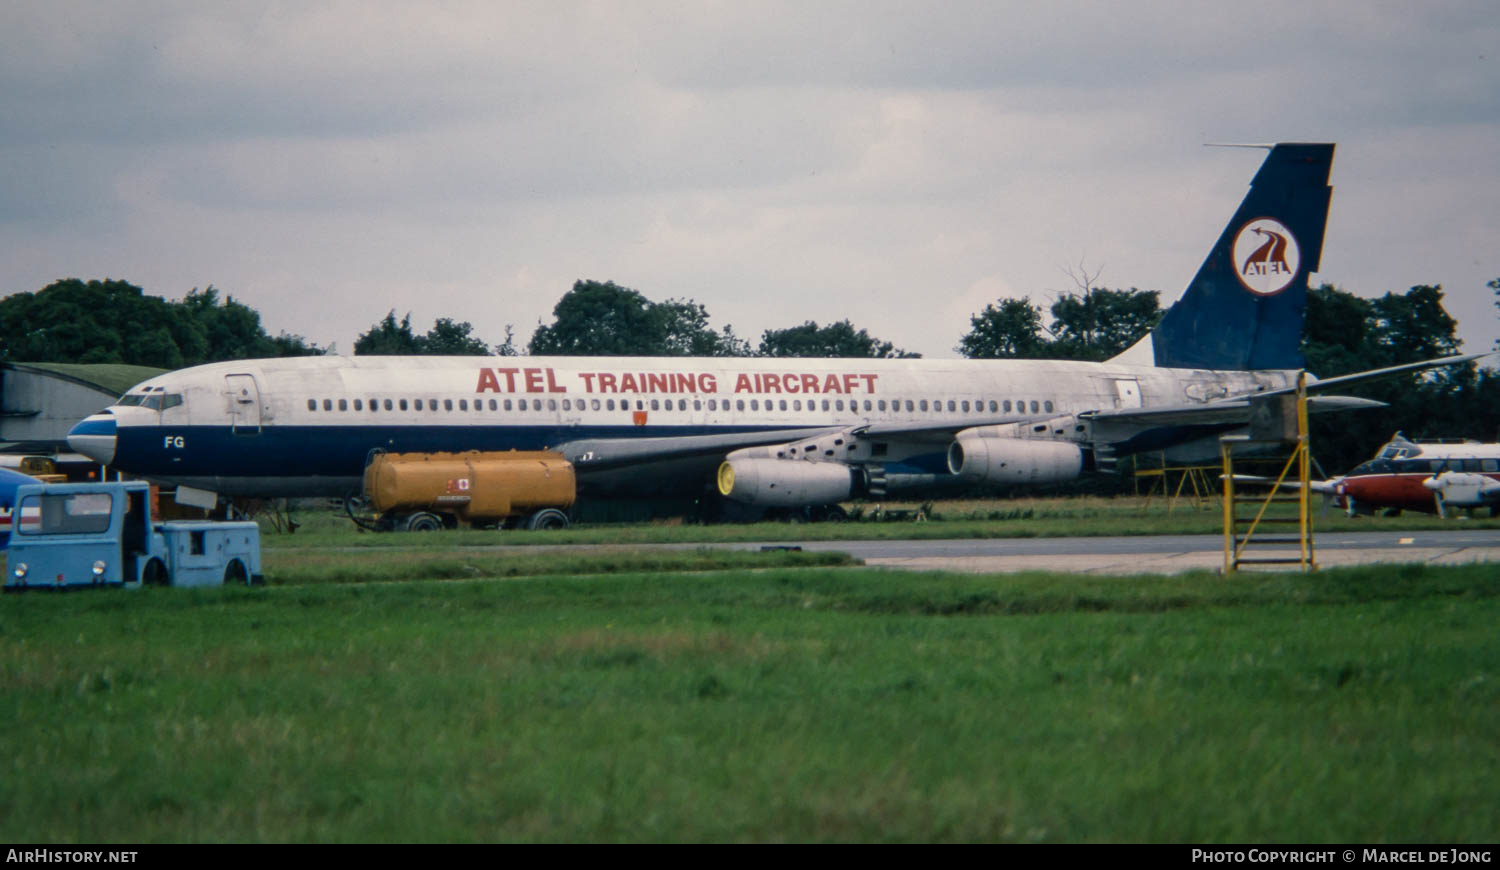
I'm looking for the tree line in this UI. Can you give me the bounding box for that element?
[4,275,1498,473]
[0,279,322,367]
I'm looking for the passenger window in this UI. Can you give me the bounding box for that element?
[355,399,364,411]
[905,400,914,412]
[399,399,409,411]
[444,399,453,411]
[695,400,703,411]
[961,401,970,412]
[822,400,830,411]
[1003,400,1011,412]
[1044,400,1054,413]
[548,399,557,411]
[323,399,332,411]
[592,399,601,411]
[651,399,660,411]
[307,399,316,411]
[606,399,615,411]
[384,399,393,411]
[737,400,745,411]
[369,399,379,412]
[518,399,528,411]
[919,400,928,411]
[1030,401,1039,413]
[338,399,348,411]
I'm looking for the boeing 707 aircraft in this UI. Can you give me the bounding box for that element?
[65,143,1478,516]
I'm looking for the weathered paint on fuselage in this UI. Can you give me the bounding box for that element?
[76,355,1295,499]
[1338,445,1500,513]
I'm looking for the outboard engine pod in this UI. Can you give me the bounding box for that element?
[947,436,1083,485]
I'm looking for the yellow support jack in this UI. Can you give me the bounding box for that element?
[1222,372,1316,573]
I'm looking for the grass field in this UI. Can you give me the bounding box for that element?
[3,557,1497,843]
[263,493,1500,550]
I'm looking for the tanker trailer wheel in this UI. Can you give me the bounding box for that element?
[142,559,169,587]
[526,509,570,531]
[223,559,249,586]
[404,512,445,532]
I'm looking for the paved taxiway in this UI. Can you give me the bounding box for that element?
[764,529,1500,574]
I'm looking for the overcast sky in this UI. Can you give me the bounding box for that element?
[3,1,1497,360]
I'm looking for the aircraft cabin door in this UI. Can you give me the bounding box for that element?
[1112,378,1142,409]
[225,374,263,434]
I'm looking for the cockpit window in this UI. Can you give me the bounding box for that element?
[118,394,145,406]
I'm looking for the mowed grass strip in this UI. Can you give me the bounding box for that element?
[266,495,1500,550]
[259,546,856,585]
[2,563,1497,842]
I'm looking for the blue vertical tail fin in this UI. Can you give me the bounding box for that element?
[1146,142,1334,370]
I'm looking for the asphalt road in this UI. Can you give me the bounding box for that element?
[763,529,1500,574]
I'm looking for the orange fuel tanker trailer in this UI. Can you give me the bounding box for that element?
[362,450,576,531]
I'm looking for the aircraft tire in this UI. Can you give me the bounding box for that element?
[405,512,445,532]
[526,509,570,531]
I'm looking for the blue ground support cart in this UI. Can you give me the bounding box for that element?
[4,480,261,590]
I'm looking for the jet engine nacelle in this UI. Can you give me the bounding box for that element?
[717,457,857,507]
[947,435,1084,485]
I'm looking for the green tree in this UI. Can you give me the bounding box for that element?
[1491,277,1500,351]
[1302,283,1496,473]
[354,312,423,355]
[529,280,749,357]
[1044,288,1161,361]
[957,288,1160,360]
[958,298,1048,359]
[420,318,492,355]
[0,279,320,366]
[758,320,918,358]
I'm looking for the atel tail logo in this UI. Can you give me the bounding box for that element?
[1232,218,1301,296]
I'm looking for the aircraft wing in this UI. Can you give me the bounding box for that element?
[1083,395,1385,428]
[854,416,1054,442]
[1286,353,1489,395]
[552,426,850,472]
[1229,473,1343,494]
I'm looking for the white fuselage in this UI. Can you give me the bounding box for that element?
[68,354,1293,499]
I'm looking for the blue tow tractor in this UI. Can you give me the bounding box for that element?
[4,480,261,590]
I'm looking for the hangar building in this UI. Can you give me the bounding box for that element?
[1,362,163,456]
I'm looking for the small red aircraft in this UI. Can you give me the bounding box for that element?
[1333,433,1500,517]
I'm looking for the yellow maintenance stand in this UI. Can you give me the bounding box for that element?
[1221,372,1316,573]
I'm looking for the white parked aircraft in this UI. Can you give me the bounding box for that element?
[65,143,1476,516]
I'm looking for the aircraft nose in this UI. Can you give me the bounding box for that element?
[67,413,117,465]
